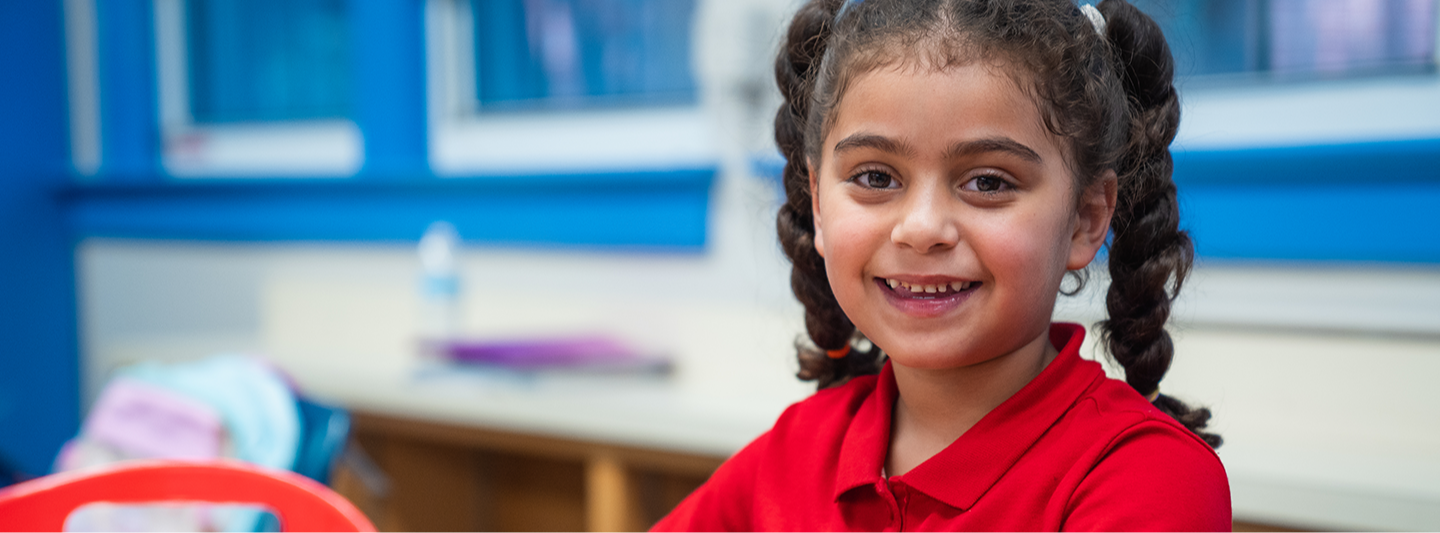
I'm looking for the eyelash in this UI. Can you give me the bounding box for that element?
[848,168,900,190]
[961,172,1015,194]
[847,168,1016,195]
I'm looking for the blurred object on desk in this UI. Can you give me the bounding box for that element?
[417,221,463,348]
[422,334,672,375]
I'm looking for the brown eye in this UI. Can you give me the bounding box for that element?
[963,173,1013,193]
[854,170,898,189]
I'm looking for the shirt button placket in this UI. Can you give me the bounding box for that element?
[892,482,908,531]
[878,479,903,532]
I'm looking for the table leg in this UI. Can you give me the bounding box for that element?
[586,452,641,532]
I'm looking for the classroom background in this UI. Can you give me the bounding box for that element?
[1,0,1438,530]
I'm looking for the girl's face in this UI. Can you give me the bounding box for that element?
[810,62,1114,370]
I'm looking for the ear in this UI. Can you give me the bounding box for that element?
[1067,170,1117,270]
[809,159,826,258]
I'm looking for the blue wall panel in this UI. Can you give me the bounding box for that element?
[0,1,80,478]
[1175,140,1440,263]
[1181,182,1440,263]
[65,170,715,250]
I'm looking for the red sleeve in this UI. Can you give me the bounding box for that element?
[1062,421,1232,532]
[650,431,769,532]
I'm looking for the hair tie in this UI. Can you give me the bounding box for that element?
[1146,389,1161,402]
[826,345,851,359]
[1080,4,1106,37]
[834,0,864,24]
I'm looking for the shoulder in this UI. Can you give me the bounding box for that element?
[1060,380,1231,531]
[733,372,881,484]
[769,373,879,439]
[652,375,881,531]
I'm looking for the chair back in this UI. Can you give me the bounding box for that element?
[0,459,375,532]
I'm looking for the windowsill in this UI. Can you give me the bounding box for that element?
[430,107,719,176]
[161,120,364,178]
[1176,72,1440,151]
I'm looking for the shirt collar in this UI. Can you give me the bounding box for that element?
[832,360,897,500]
[830,323,1103,509]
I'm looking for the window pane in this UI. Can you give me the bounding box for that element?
[1132,0,1263,76]
[472,0,698,111]
[1133,0,1436,80]
[1269,0,1435,75]
[186,0,350,123]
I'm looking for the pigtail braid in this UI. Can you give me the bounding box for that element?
[1096,0,1220,448]
[775,0,882,389]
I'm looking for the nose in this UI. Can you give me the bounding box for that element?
[891,185,959,254]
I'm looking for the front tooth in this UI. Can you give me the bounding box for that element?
[937,284,948,293]
[924,284,937,293]
[950,281,963,291]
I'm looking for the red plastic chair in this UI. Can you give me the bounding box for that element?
[0,459,375,532]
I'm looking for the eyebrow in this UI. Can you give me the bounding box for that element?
[832,133,1042,164]
[944,137,1042,164]
[832,134,917,158]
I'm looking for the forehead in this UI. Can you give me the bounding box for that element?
[827,62,1061,158]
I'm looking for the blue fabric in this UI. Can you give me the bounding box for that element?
[108,355,299,532]
[121,355,299,471]
[293,397,350,485]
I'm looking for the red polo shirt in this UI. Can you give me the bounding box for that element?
[655,323,1230,531]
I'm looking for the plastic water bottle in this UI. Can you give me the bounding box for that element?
[418,221,461,347]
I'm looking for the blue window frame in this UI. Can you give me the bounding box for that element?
[471,0,698,111]
[71,0,714,250]
[185,0,351,123]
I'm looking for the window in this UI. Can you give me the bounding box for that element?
[155,0,362,176]
[1140,0,1440,265]
[427,0,715,175]
[471,0,697,112]
[1134,0,1436,80]
[185,0,350,123]
[66,0,714,249]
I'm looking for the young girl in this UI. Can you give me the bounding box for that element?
[656,0,1228,530]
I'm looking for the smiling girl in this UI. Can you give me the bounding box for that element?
[655,0,1228,530]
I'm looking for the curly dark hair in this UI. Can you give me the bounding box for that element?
[774,0,1220,448]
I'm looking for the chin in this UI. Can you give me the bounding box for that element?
[873,335,991,371]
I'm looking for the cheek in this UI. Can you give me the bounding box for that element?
[973,210,1073,288]
[818,211,867,277]
[817,202,887,305]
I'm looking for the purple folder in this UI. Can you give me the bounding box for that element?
[428,335,672,374]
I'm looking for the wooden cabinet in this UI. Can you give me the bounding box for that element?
[332,411,723,532]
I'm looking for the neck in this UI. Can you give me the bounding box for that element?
[886,328,1059,476]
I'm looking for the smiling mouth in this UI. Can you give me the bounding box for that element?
[875,278,982,299]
